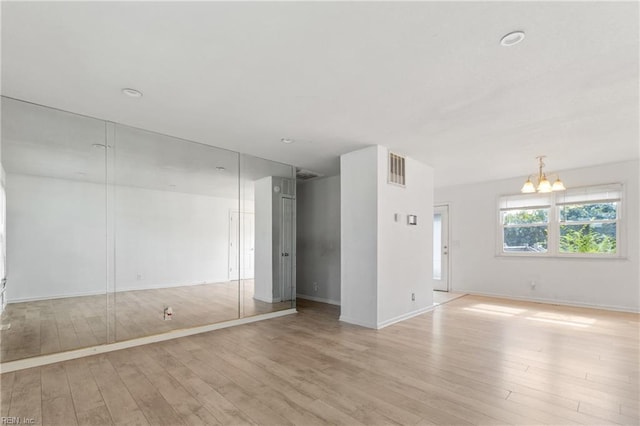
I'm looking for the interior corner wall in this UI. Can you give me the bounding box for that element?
[296,175,341,305]
[435,160,640,312]
[340,147,378,328]
[376,147,434,327]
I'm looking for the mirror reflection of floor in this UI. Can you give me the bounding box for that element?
[0,280,291,363]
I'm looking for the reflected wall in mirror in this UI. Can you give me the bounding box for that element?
[240,154,296,317]
[0,97,297,363]
[0,98,109,362]
[112,124,242,341]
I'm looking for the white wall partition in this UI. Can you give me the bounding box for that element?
[341,145,434,329]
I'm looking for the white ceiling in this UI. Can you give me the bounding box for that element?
[2,1,638,187]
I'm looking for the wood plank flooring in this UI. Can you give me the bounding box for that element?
[0,281,291,362]
[1,295,638,425]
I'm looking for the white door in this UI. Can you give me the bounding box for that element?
[433,205,449,291]
[229,211,255,280]
[280,197,294,302]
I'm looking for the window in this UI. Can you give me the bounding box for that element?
[557,184,621,255]
[499,193,551,254]
[498,184,623,257]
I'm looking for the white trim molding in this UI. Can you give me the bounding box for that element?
[0,308,297,373]
[376,305,437,329]
[460,290,640,314]
[296,294,341,306]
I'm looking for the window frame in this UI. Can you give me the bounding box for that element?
[497,183,624,259]
[500,207,551,255]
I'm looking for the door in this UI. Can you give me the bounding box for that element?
[280,197,294,302]
[433,205,449,291]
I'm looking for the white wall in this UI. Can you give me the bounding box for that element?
[296,175,341,305]
[114,185,236,291]
[254,176,274,302]
[341,145,434,329]
[340,147,379,328]
[7,174,107,301]
[376,148,434,327]
[6,173,236,302]
[435,160,640,312]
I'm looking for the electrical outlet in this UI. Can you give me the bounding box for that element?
[137,274,143,280]
[530,280,536,289]
[411,293,415,301]
[313,282,318,292]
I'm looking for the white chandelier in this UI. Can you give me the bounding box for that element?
[521,156,566,193]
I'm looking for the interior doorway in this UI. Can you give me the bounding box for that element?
[229,211,255,280]
[433,204,449,291]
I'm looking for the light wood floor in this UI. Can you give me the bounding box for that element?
[0,281,291,363]
[1,295,639,425]
[432,291,465,305]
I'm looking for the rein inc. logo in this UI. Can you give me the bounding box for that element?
[1,417,36,424]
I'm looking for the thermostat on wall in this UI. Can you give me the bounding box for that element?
[407,215,417,225]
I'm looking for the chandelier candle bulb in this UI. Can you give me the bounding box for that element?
[521,156,566,194]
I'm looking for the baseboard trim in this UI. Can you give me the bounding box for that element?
[296,294,341,306]
[253,295,280,303]
[339,315,377,329]
[376,305,437,329]
[0,308,297,373]
[460,290,640,314]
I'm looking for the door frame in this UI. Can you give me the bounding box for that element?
[228,210,255,282]
[280,196,295,302]
[434,203,451,292]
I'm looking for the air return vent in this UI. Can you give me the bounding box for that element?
[296,168,323,181]
[388,152,406,186]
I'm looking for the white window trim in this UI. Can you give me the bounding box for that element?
[497,183,625,259]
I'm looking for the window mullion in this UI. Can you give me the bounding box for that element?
[549,197,558,255]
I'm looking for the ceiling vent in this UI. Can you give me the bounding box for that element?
[296,168,323,181]
[388,151,406,187]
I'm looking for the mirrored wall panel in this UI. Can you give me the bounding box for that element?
[240,155,296,317]
[112,125,241,341]
[1,98,109,361]
[0,97,297,363]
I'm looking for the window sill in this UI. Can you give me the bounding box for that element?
[497,253,627,260]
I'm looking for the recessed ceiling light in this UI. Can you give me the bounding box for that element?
[122,88,143,98]
[215,166,226,171]
[500,31,525,47]
[281,138,295,144]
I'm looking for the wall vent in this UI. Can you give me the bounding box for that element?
[388,152,406,186]
[296,168,323,181]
